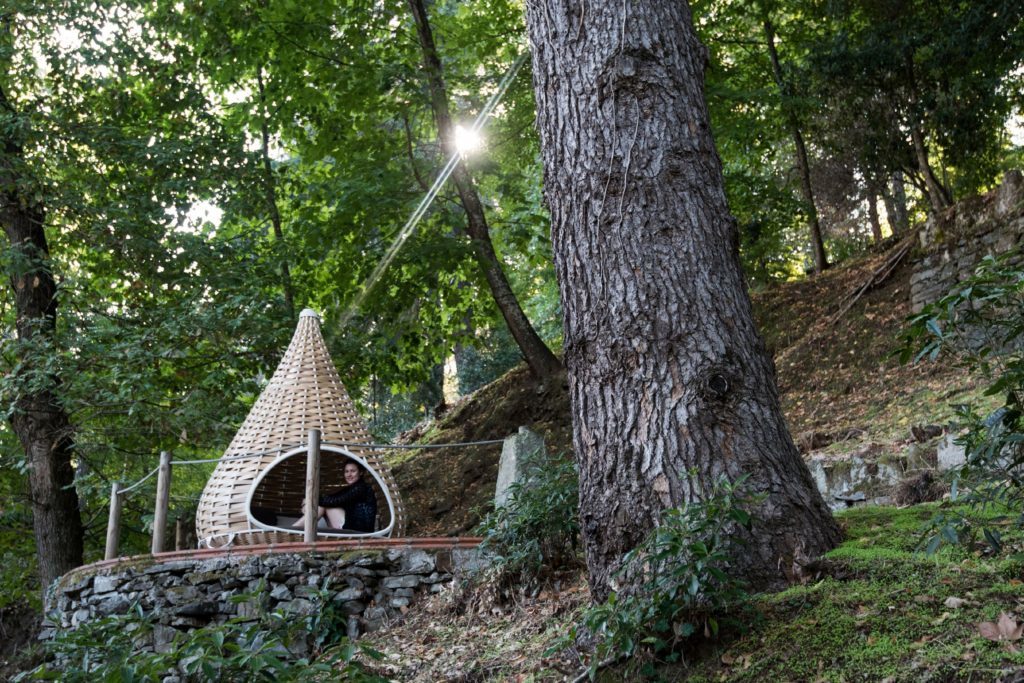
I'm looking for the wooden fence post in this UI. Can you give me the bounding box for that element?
[151,450,172,554]
[104,481,122,561]
[304,429,321,543]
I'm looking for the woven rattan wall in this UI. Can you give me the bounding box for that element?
[195,310,405,545]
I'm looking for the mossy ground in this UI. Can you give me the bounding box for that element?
[606,504,1024,682]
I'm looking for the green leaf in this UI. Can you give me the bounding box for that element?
[983,527,1002,552]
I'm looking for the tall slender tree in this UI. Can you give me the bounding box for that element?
[255,67,297,321]
[883,172,910,234]
[762,14,829,272]
[1,13,84,589]
[407,0,562,381]
[524,0,841,599]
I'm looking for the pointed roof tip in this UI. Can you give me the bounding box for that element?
[216,302,363,460]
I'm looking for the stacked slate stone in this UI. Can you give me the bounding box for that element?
[911,171,1024,314]
[44,547,480,651]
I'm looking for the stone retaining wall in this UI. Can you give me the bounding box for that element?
[910,171,1024,313]
[44,543,482,651]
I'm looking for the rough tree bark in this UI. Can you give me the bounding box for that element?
[763,18,828,273]
[524,0,842,600]
[0,86,85,591]
[407,0,563,382]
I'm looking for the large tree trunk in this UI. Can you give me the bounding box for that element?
[524,0,841,601]
[763,18,828,273]
[0,106,84,590]
[407,0,563,382]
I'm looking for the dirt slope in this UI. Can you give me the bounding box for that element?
[390,371,572,536]
[759,237,976,444]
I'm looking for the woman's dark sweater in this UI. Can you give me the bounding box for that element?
[318,479,377,533]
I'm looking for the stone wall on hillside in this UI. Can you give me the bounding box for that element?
[43,546,481,653]
[910,171,1024,313]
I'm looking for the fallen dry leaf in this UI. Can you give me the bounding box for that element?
[978,612,1024,641]
[910,635,933,649]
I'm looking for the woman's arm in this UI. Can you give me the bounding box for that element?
[319,480,371,508]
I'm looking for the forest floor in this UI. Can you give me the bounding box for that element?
[361,234,1024,681]
[361,503,1024,682]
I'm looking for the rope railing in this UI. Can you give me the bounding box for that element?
[164,437,506,466]
[104,430,510,561]
[115,437,505,491]
[116,465,160,495]
[324,438,507,450]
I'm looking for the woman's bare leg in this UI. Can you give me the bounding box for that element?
[291,503,326,528]
[324,507,346,529]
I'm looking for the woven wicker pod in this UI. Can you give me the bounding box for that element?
[195,309,405,547]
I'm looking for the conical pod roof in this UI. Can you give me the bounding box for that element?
[195,309,405,546]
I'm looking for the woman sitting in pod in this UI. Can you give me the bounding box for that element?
[293,460,377,533]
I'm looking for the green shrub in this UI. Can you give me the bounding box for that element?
[18,589,385,682]
[0,489,39,611]
[570,476,759,677]
[902,252,1024,552]
[475,453,580,586]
